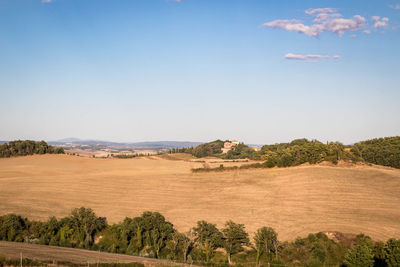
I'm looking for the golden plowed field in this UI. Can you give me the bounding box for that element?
[1,155,399,241]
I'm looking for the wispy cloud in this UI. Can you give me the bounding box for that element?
[264,8,367,38]
[389,4,400,10]
[284,53,340,62]
[372,16,389,29]
[42,0,53,3]
[305,8,338,15]
[264,20,321,37]
[313,13,342,23]
[305,8,342,23]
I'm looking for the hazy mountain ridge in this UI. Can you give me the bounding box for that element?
[48,138,203,149]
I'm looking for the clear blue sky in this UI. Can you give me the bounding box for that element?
[0,0,399,144]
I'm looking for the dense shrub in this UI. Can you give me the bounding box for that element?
[190,140,225,158]
[352,136,400,169]
[0,214,26,242]
[0,140,64,158]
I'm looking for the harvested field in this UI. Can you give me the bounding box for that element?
[0,155,400,241]
[0,241,186,266]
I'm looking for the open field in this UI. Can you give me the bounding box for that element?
[1,155,400,241]
[0,241,187,266]
[65,149,161,158]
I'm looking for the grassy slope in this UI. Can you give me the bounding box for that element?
[0,155,399,241]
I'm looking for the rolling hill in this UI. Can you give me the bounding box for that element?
[0,154,399,242]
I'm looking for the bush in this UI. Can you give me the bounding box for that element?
[0,140,64,158]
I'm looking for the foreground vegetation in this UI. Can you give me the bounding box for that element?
[1,208,399,266]
[0,140,64,158]
[170,137,400,171]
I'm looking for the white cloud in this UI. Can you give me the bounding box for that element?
[264,20,320,37]
[313,13,342,23]
[265,9,393,38]
[372,16,389,29]
[373,16,381,21]
[305,8,337,15]
[284,53,340,62]
[264,8,366,38]
[42,0,53,3]
[323,15,366,35]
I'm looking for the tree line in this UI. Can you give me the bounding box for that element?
[351,137,400,169]
[171,137,400,170]
[169,140,226,158]
[1,208,399,266]
[0,140,64,158]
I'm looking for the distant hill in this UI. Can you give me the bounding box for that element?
[49,139,128,147]
[130,141,203,149]
[55,138,83,143]
[48,138,203,149]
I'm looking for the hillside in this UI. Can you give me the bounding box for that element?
[180,137,400,169]
[0,154,399,242]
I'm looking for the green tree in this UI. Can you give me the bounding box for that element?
[352,136,400,169]
[191,140,224,158]
[181,230,195,263]
[0,140,64,158]
[193,220,223,263]
[224,143,256,159]
[69,207,107,248]
[253,226,278,266]
[222,220,249,264]
[384,238,400,267]
[309,242,327,265]
[98,223,128,253]
[343,244,374,267]
[373,241,387,267]
[0,214,26,242]
[39,216,61,245]
[135,211,174,258]
[169,231,195,262]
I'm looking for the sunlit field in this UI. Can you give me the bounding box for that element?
[1,154,399,242]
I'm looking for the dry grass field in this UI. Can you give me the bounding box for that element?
[1,154,400,241]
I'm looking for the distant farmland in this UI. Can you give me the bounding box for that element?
[0,154,399,241]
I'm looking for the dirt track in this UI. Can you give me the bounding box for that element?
[0,155,400,241]
[0,241,186,266]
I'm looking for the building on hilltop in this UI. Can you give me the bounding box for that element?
[221,140,239,154]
